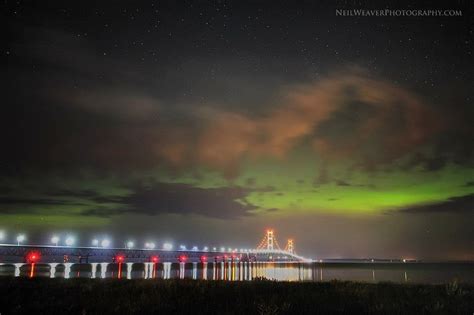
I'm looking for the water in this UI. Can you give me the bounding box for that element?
[0,262,472,284]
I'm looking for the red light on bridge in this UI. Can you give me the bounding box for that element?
[151,256,159,263]
[26,251,41,263]
[179,255,187,263]
[200,255,207,262]
[116,255,125,263]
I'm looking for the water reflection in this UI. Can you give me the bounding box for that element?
[0,262,472,284]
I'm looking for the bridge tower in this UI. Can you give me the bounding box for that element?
[266,229,274,250]
[285,239,294,254]
[256,229,282,251]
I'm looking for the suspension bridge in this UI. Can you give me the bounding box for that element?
[0,229,310,264]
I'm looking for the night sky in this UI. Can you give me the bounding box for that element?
[1,1,473,259]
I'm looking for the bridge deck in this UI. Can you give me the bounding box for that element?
[0,244,308,263]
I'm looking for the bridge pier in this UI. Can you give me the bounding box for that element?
[163,262,171,279]
[192,262,197,279]
[143,263,148,279]
[202,262,207,280]
[49,263,58,278]
[144,262,153,279]
[126,262,133,279]
[100,262,108,279]
[179,262,185,279]
[14,263,23,277]
[151,262,156,279]
[64,263,72,279]
[91,263,98,279]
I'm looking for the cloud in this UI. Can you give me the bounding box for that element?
[54,88,162,122]
[190,70,446,176]
[0,197,84,207]
[2,27,467,179]
[48,189,98,198]
[81,182,258,219]
[0,182,260,219]
[398,194,474,214]
[0,196,87,214]
[245,178,256,186]
[266,208,279,212]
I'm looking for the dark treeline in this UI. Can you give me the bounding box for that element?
[0,278,473,314]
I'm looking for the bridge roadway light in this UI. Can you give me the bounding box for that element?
[203,246,209,251]
[65,237,75,246]
[179,245,186,250]
[126,241,134,249]
[145,242,155,249]
[91,239,99,247]
[16,234,26,246]
[101,239,110,248]
[220,247,225,252]
[191,246,198,251]
[0,231,5,241]
[51,236,60,246]
[163,243,173,251]
[212,247,217,251]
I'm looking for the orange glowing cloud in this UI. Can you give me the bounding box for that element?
[190,71,443,176]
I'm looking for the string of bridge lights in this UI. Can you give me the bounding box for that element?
[0,230,252,253]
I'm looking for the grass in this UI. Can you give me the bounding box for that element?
[0,277,473,314]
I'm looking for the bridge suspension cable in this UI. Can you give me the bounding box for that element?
[255,229,296,255]
[256,229,282,251]
[284,239,294,254]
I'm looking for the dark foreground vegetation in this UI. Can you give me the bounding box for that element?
[0,278,473,314]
